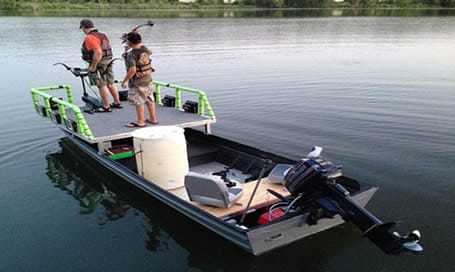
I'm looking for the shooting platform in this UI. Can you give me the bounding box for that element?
[81,102,215,143]
[31,80,216,149]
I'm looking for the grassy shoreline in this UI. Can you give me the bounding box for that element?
[2,2,454,17]
[3,1,453,11]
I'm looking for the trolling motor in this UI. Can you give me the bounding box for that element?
[53,63,102,113]
[283,147,423,255]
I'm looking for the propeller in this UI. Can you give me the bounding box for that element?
[397,230,423,253]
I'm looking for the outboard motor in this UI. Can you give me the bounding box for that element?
[284,157,342,195]
[284,152,423,255]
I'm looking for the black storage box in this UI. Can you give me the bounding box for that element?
[119,90,128,101]
[50,97,62,110]
[284,158,342,195]
[183,100,198,113]
[162,95,176,107]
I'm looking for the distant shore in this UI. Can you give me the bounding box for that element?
[2,1,454,18]
[2,0,454,12]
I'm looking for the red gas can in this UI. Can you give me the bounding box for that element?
[257,208,285,225]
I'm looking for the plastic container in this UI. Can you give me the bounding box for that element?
[132,126,188,190]
[106,145,133,160]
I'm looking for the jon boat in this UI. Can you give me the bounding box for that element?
[30,67,423,256]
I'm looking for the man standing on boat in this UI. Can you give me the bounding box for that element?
[80,19,122,112]
[121,32,158,127]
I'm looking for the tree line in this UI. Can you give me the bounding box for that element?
[2,0,455,11]
[253,0,455,8]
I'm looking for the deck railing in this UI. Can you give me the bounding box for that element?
[114,80,216,119]
[30,85,94,139]
[153,81,216,120]
[31,81,215,140]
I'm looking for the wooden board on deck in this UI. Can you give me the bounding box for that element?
[170,178,290,218]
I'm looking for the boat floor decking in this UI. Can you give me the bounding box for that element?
[78,103,215,143]
[169,178,291,218]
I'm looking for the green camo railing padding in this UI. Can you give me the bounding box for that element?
[114,80,216,120]
[153,81,216,120]
[31,81,215,140]
[31,85,94,139]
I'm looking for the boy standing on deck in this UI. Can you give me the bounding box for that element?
[80,19,122,112]
[121,32,158,127]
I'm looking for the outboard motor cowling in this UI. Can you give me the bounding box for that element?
[284,157,342,195]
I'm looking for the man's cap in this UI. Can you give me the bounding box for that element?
[79,19,94,29]
[127,32,142,44]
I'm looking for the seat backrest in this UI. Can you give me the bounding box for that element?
[185,172,230,207]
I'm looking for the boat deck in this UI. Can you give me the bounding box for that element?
[170,178,290,218]
[78,103,215,143]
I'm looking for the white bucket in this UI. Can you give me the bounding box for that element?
[132,126,188,190]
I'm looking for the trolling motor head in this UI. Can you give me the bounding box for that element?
[53,62,89,78]
[52,63,102,111]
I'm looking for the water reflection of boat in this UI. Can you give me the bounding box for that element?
[45,141,129,220]
[32,80,422,255]
[46,137,228,256]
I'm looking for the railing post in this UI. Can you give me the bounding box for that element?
[74,109,94,139]
[58,103,67,121]
[200,94,215,120]
[65,85,74,104]
[198,95,205,116]
[154,83,161,104]
[31,89,40,113]
[175,88,182,110]
[44,96,52,120]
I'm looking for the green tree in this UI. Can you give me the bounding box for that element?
[272,0,284,7]
[441,0,455,6]
[350,0,361,7]
[363,0,377,7]
[0,0,17,10]
[397,0,413,6]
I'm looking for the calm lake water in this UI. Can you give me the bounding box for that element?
[0,14,454,271]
